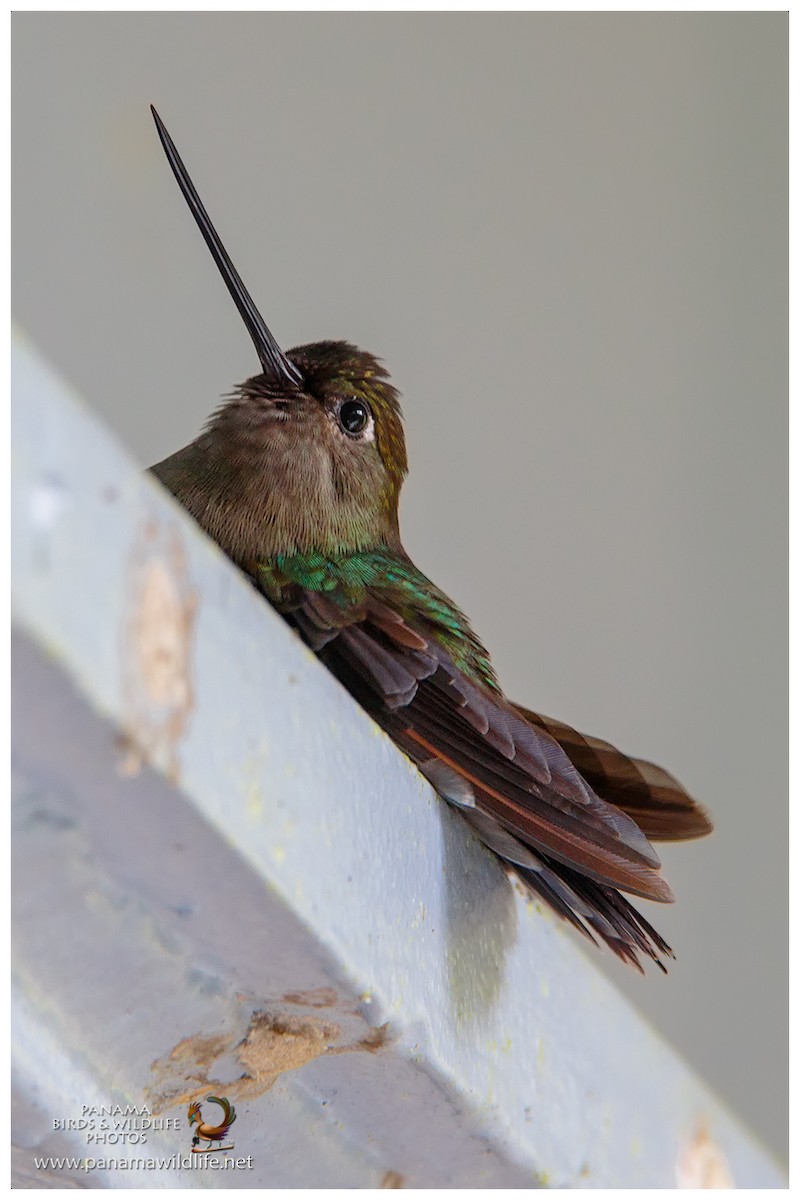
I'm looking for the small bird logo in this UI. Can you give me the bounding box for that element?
[187,1095,237,1153]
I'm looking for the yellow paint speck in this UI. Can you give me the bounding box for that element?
[247,784,263,820]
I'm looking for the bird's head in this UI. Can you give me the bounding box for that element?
[150,109,408,560]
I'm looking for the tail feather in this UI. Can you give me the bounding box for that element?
[448,786,674,971]
[515,705,713,843]
[515,853,673,973]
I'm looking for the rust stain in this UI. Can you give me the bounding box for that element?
[353,1022,392,1054]
[119,522,197,784]
[676,1121,734,1188]
[322,1021,392,1059]
[380,1170,405,1188]
[281,987,340,1009]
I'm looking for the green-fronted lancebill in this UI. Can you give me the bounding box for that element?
[149,106,712,972]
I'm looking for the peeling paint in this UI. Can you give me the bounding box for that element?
[119,522,196,783]
[676,1121,734,1188]
[236,1011,339,1098]
[281,987,339,1009]
[147,1031,231,1112]
[147,1012,338,1112]
[148,1008,392,1115]
[329,1022,392,1056]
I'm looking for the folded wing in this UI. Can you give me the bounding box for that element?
[266,571,707,971]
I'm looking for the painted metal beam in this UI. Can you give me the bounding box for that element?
[11,331,784,1188]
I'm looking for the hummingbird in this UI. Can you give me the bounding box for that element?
[149,107,712,973]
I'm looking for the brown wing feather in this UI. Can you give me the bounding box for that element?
[272,586,689,969]
[515,706,713,842]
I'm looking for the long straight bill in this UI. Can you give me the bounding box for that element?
[150,106,302,387]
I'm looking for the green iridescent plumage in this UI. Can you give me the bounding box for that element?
[257,549,500,693]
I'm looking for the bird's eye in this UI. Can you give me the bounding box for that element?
[337,398,371,437]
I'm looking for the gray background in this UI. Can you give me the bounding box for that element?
[12,12,787,1166]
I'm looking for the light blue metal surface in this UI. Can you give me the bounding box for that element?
[11,331,785,1187]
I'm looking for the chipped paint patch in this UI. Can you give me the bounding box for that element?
[676,1121,734,1188]
[329,1022,392,1055]
[236,1011,339,1097]
[281,987,339,1008]
[148,1008,392,1115]
[119,522,196,783]
[147,1012,338,1113]
[147,1031,231,1112]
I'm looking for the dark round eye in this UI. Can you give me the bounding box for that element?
[337,398,371,437]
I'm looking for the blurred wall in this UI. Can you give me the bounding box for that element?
[12,12,787,1165]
